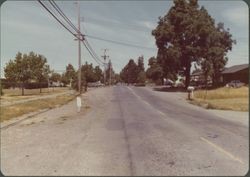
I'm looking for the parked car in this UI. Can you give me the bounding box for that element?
[226,80,245,88]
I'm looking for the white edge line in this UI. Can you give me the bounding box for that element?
[200,137,245,164]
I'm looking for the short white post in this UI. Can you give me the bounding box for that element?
[76,96,82,112]
[187,86,195,100]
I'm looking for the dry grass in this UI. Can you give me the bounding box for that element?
[1,87,69,102]
[2,87,68,96]
[192,86,249,111]
[0,94,76,122]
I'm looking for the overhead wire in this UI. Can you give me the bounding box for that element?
[85,34,156,50]
[38,0,103,67]
[38,0,155,69]
[49,0,104,66]
[82,41,104,66]
[37,0,78,38]
[49,0,79,33]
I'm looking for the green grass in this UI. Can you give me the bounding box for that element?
[191,86,249,111]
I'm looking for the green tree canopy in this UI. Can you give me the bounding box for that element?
[152,0,235,87]
[50,72,62,82]
[146,57,164,85]
[120,59,139,84]
[4,51,50,95]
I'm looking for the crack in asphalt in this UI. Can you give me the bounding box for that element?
[115,88,136,176]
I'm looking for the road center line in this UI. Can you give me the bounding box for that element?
[200,137,245,164]
[127,86,165,117]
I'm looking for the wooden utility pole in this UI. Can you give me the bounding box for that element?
[77,0,82,93]
[101,49,109,85]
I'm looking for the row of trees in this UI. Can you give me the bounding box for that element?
[3,51,110,95]
[151,0,235,88]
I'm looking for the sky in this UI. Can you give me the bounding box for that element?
[1,0,249,77]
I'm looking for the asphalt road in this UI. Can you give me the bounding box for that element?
[1,86,248,175]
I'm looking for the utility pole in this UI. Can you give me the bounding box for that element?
[109,59,112,85]
[76,0,83,94]
[101,49,109,86]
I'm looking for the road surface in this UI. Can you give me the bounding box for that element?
[1,86,248,175]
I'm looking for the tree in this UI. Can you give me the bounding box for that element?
[120,59,138,84]
[136,56,146,83]
[4,52,51,95]
[4,52,32,95]
[94,65,103,82]
[114,73,121,84]
[137,71,146,83]
[64,64,76,85]
[137,55,145,73]
[202,22,235,87]
[152,0,235,88]
[146,57,163,85]
[30,53,50,93]
[81,62,96,91]
[50,72,62,83]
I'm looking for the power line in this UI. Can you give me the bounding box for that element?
[38,0,103,68]
[85,35,156,50]
[37,0,78,39]
[47,1,104,67]
[82,41,104,66]
[84,40,104,64]
[49,0,79,33]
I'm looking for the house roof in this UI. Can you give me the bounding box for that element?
[221,64,249,74]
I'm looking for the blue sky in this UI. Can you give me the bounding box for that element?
[1,0,249,77]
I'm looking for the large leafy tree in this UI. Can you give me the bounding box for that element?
[4,52,50,95]
[62,64,76,85]
[120,59,138,84]
[94,66,103,82]
[201,22,235,86]
[4,52,31,95]
[30,52,50,93]
[50,72,62,83]
[152,0,235,88]
[146,57,164,85]
[80,62,96,91]
[136,56,146,83]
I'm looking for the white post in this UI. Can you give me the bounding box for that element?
[76,96,82,112]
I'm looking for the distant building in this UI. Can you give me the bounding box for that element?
[221,64,249,84]
[190,70,212,84]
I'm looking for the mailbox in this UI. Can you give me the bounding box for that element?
[187,86,195,100]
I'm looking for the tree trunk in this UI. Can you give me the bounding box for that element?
[185,63,191,88]
[84,82,87,92]
[40,82,42,93]
[21,82,24,96]
[204,74,208,100]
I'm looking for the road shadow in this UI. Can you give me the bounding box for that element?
[153,86,187,93]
